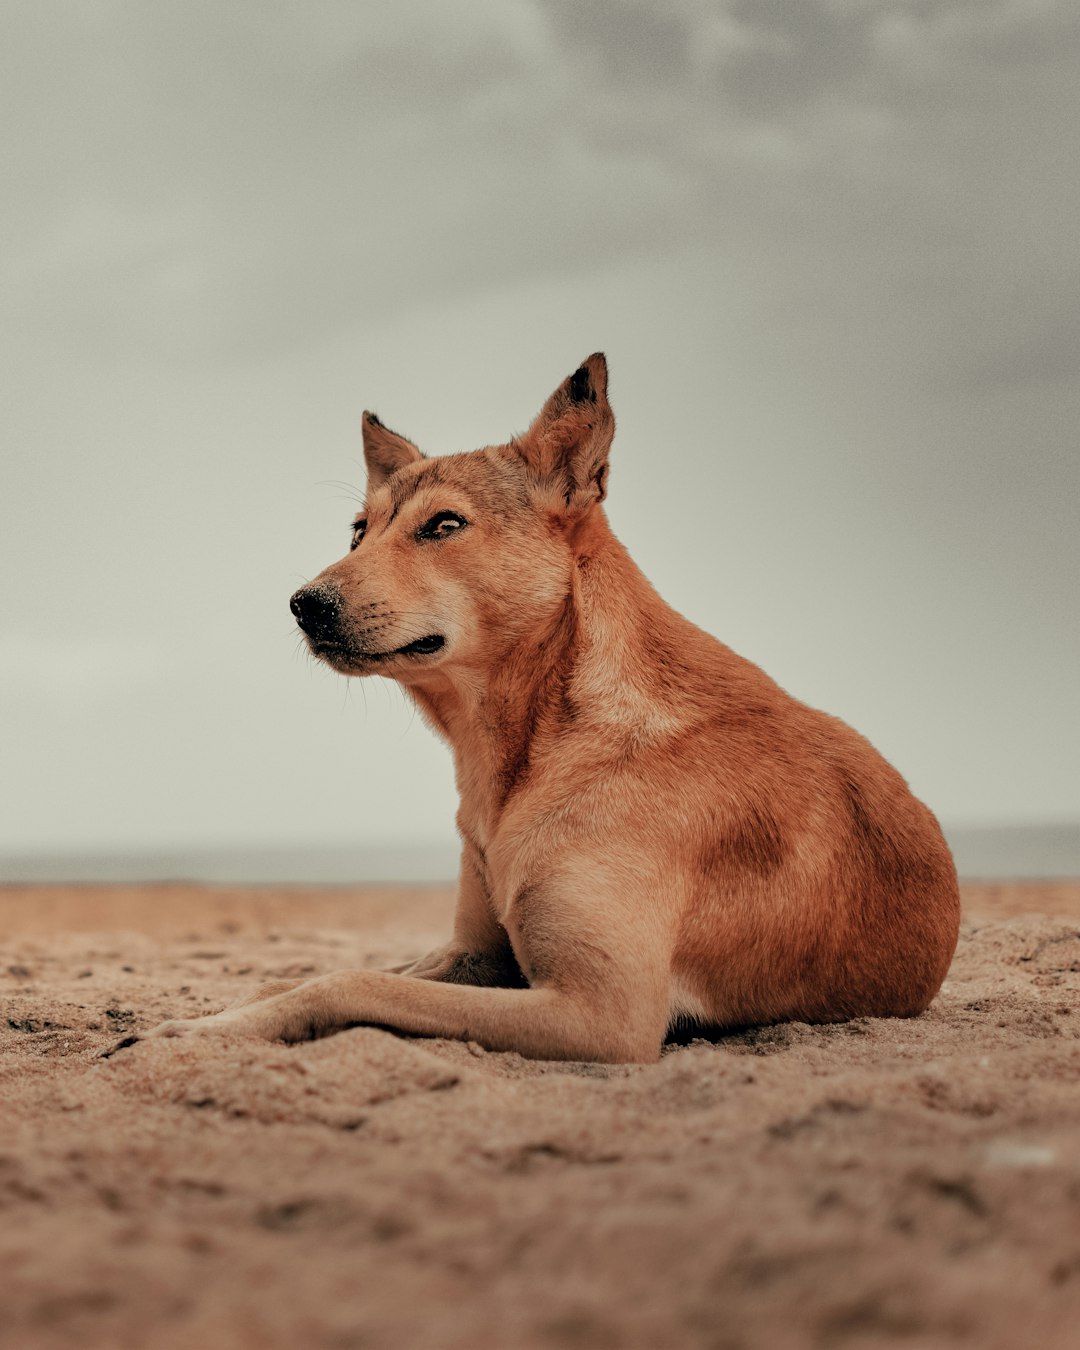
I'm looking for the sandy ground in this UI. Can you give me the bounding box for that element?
[1,882,1078,1350]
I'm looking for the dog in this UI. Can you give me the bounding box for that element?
[135,353,960,1062]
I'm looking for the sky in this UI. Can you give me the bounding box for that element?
[1,0,1078,872]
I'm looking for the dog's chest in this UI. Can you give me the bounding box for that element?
[458,766,588,925]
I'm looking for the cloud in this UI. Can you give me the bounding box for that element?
[0,0,1077,389]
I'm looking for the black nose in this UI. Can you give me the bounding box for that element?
[290,585,343,642]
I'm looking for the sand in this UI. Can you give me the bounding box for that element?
[1,881,1078,1350]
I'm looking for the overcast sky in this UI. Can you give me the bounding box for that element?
[2,0,1078,867]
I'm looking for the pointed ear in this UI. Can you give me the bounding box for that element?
[516,353,615,515]
[362,411,424,489]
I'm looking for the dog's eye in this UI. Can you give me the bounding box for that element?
[417,511,468,541]
[350,519,367,550]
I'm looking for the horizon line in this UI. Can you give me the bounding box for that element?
[2,822,1078,885]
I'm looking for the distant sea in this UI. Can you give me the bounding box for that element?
[2,824,1078,885]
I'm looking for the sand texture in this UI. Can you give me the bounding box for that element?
[1,882,1079,1350]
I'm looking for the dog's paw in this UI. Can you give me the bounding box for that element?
[103,1010,262,1056]
[142,1017,204,1040]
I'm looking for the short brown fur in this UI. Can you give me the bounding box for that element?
[137,354,960,1063]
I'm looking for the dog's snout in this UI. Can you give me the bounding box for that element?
[290,585,343,642]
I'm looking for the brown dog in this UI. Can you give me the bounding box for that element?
[140,353,959,1062]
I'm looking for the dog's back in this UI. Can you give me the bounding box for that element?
[667,648,960,1029]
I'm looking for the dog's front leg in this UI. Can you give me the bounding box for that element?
[384,838,518,984]
[140,968,662,1063]
[136,865,672,1062]
[381,947,455,977]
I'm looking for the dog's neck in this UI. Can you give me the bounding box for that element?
[404,509,697,845]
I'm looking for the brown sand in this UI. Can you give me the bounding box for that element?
[1,882,1078,1350]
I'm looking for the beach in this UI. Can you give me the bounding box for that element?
[2,881,1078,1350]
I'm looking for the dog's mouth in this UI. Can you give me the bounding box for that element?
[384,634,445,659]
[310,633,446,667]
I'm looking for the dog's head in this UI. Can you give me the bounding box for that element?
[290,354,614,681]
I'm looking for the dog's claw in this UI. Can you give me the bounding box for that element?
[101,1017,224,1056]
[101,1034,140,1058]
